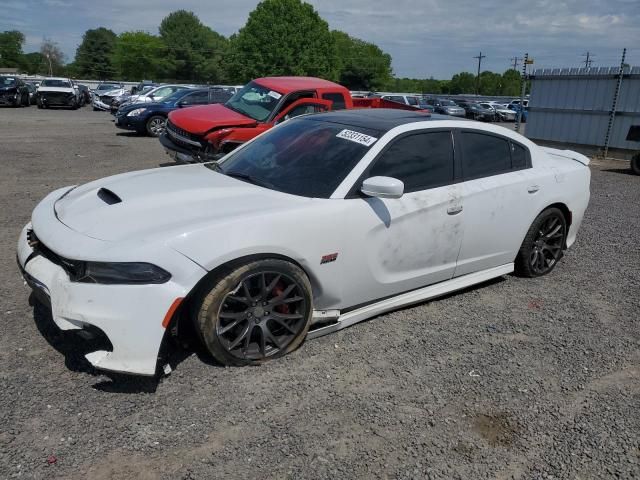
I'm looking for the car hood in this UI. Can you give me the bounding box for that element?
[53,165,307,242]
[38,87,74,94]
[0,86,18,93]
[117,101,162,115]
[168,103,257,135]
[100,88,125,97]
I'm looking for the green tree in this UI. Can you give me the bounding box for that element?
[74,27,117,79]
[332,30,391,90]
[226,0,337,82]
[449,72,476,94]
[112,31,166,80]
[478,70,502,95]
[159,10,228,82]
[0,30,25,68]
[501,69,521,96]
[20,52,45,74]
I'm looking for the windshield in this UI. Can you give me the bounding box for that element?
[42,79,71,88]
[161,89,194,104]
[0,77,17,86]
[96,83,119,91]
[146,86,183,100]
[225,81,283,122]
[406,96,419,106]
[212,117,381,198]
[440,99,457,106]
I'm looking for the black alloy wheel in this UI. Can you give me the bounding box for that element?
[515,208,567,277]
[216,271,307,360]
[196,259,313,366]
[631,153,640,175]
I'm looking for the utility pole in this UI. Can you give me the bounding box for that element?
[603,48,627,158]
[46,53,52,76]
[515,53,528,133]
[582,52,594,69]
[474,51,486,95]
[510,57,521,70]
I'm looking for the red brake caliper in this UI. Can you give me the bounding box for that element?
[272,282,290,314]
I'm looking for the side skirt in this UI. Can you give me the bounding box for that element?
[307,263,513,340]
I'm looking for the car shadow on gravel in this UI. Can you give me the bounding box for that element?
[602,167,636,176]
[31,295,162,393]
[115,132,142,137]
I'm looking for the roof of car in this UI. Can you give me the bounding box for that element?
[305,108,458,132]
[253,76,345,94]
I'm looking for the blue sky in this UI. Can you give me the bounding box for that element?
[2,0,639,78]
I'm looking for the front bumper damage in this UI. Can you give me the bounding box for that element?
[39,92,76,107]
[92,99,112,111]
[0,92,19,105]
[160,121,225,163]
[16,189,207,375]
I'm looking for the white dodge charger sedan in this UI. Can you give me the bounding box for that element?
[17,109,591,376]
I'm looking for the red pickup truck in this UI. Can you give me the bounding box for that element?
[160,76,425,162]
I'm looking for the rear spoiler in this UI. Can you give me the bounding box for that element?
[541,147,590,166]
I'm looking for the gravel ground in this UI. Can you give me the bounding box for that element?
[1,106,638,480]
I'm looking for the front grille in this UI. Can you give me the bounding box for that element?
[166,121,204,149]
[41,92,72,103]
[27,229,84,280]
[99,95,113,105]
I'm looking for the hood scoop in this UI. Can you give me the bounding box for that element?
[97,188,122,205]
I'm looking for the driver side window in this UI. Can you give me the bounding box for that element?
[368,131,455,193]
[276,91,315,115]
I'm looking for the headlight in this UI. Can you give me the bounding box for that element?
[74,262,171,284]
[127,108,146,117]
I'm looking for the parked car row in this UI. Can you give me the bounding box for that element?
[364,91,529,122]
[115,86,236,137]
[0,75,93,109]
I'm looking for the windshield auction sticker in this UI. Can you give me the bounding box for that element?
[336,129,378,147]
[267,91,282,100]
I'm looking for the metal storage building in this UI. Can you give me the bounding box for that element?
[526,66,640,153]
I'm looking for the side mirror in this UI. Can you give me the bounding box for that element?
[361,176,404,199]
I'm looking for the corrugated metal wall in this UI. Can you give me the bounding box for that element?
[527,67,640,150]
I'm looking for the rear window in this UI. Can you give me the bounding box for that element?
[321,92,346,110]
[460,132,511,179]
[511,143,528,169]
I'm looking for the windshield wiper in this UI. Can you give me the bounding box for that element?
[224,170,272,189]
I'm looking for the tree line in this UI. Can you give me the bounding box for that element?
[0,0,522,96]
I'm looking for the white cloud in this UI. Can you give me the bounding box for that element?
[1,0,638,77]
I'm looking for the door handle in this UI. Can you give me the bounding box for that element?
[447,205,463,215]
[527,185,540,194]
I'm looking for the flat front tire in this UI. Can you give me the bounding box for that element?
[515,208,567,278]
[195,259,313,366]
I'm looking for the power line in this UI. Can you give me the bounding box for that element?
[473,51,486,95]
